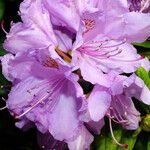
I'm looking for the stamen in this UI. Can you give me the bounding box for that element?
[0,105,7,111]
[116,96,141,117]
[100,40,126,49]
[15,78,65,119]
[79,39,126,59]
[1,20,8,34]
[105,49,122,58]
[17,11,21,16]
[0,97,7,111]
[110,56,144,62]
[140,0,150,12]
[107,113,122,124]
[109,118,128,148]
[81,47,122,59]
[109,107,129,124]
[84,39,126,50]
[2,97,6,102]
[88,39,111,44]
[10,21,14,27]
[15,93,50,119]
[55,46,71,63]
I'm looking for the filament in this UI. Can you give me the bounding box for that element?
[15,78,66,119]
[15,93,50,119]
[0,105,7,111]
[1,20,8,34]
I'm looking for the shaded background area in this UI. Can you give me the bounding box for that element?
[0,0,40,149]
[0,0,150,150]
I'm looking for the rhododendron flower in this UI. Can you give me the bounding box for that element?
[3,0,73,59]
[87,72,150,147]
[96,0,150,42]
[1,49,105,149]
[1,0,150,149]
[72,14,147,85]
[43,0,98,32]
[88,72,150,125]
[71,0,150,85]
[2,51,82,133]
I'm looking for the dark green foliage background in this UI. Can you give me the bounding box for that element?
[0,0,150,150]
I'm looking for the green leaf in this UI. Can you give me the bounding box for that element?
[92,124,140,150]
[147,136,150,150]
[92,125,123,150]
[134,41,150,48]
[0,37,7,56]
[135,67,150,114]
[132,127,142,137]
[0,0,4,20]
[117,130,139,150]
[133,131,148,150]
[136,67,150,89]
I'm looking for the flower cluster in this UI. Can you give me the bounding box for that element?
[1,0,150,149]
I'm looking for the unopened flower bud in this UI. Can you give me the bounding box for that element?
[142,114,150,132]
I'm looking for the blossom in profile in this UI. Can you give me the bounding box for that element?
[87,72,150,147]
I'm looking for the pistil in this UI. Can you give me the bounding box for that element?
[109,118,128,148]
[55,46,72,63]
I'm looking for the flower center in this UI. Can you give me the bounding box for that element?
[78,38,126,59]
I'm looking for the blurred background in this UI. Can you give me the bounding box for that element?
[0,0,150,150]
[0,0,40,149]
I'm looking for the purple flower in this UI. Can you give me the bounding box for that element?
[1,0,150,149]
[87,72,150,129]
[87,72,150,148]
[100,0,150,43]
[43,0,98,32]
[37,126,94,150]
[6,55,81,136]
[87,0,150,42]
[37,132,67,150]
[3,0,73,58]
[1,48,103,149]
[72,17,146,85]
[71,0,150,85]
